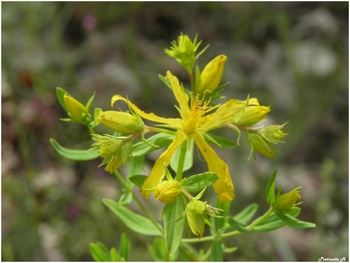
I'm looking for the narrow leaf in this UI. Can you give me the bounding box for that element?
[170,139,193,172]
[212,198,230,232]
[233,204,258,223]
[109,248,119,261]
[182,172,219,193]
[90,242,111,262]
[275,212,316,229]
[119,233,130,261]
[228,218,248,232]
[266,170,277,206]
[203,132,238,148]
[50,138,99,161]
[164,196,186,256]
[103,199,162,236]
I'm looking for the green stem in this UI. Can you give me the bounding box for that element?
[175,142,187,181]
[182,207,274,243]
[114,170,164,235]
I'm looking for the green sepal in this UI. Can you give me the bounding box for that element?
[163,195,186,256]
[227,218,248,232]
[132,133,174,156]
[158,74,172,90]
[275,211,316,229]
[233,203,258,223]
[203,132,238,148]
[50,138,99,161]
[266,170,277,206]
[210,240,223,261]
[94,108,102,127]
[90,242,113,262]
[182,172,219,193]
[56,87,68,113]
[129,174,147,187]
[86,92,96,111]
[102,199,163,236]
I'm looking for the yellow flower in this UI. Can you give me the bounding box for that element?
[198,55,227,94]
[232,98,270,127]
[110,71,273,202]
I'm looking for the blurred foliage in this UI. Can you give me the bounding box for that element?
[2,2,348,261]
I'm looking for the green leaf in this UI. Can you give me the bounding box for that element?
[203,132,238,148]
[210,240,223,261]
[266,170,277,206]
[163,196,186,256]
[275,211,316,229]
[86,92,96,111]
[109,248,119,261]
[132,133,174,156]
[119,233,130,261]
[233,203,258,223]
[253,207,301,232]
[90,242,111,261]
[228,218,248,232]
[182,172,219,193]
[129,174,147,187]
[50,138,99,161]
[170,139,194,172]
[56,87,68,113]
[103,199,163,236]
[149,238,171,261]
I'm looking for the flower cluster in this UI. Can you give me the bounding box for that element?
[54,34,288,237]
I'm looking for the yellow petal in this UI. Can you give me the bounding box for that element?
[166,71,190,119]
[141,130,186,198]
[111,95,182,128]
[191,131,235,202]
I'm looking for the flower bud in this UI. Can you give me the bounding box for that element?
[247,132,275,159]
[185,199,207,237]
[198,55,227,94]
[98,111,145,134]
[64,93,89,123]
[260,124,287,144]
[154,180,182,203]
[165,33,203,72]
[234,98,270,127]
[274,188,301,211]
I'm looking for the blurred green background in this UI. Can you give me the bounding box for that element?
[2,2,348,261]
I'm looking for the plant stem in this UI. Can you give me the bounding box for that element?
[182,207,274,243]
[175,142,187,181]
[114,170,164,235]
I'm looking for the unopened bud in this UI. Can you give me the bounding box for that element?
[98,111,145,134]
[198,55,227,94]
[185,199,207,237]
[234,98,270,127]
[64,93,89,123]
[154,180,182,203]
[260,124,287,144]
[274,188,301,211]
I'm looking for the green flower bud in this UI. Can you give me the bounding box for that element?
[185,199,207,237]
[165,33,204,72]
[98,111,145,134]
[154,180,182,203]
[274,188,301,211]
[64,93,89,123]
[91,134,132,173]
[234,98,270,127]
[247,132,275,159]
[260,124,287,144]
[198,55,227,94]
